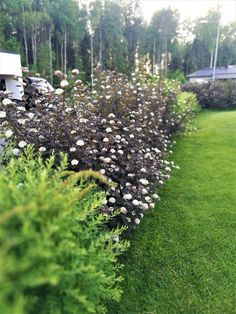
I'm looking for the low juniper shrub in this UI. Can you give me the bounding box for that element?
[0,147,128,314]
[0,70,199,230]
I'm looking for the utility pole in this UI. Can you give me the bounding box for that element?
[212,19,220,81]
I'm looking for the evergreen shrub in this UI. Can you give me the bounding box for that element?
[0,148,128,314]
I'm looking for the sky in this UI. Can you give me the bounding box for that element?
[140,0,236,24]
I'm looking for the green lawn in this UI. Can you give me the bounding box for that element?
[108,110,236,314]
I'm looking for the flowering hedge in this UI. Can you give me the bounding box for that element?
[182,80,236,109]
[0,71,199,230]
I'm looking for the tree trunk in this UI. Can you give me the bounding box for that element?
[22,5,29,68]
[210,50,213,68]
[91,34,94,90]
[49,28,53,84]
[152,37,156,75]
[64,27,67,74]
[164,36,168,75]
[31,1,37,67]
[61,41,64,72]
[99,24,102,70]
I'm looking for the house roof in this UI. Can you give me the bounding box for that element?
[0,50,20,55]
[187,65,236,79]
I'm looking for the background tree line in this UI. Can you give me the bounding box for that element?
[0,0,235,83]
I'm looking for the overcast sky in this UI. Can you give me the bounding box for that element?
[140,0,236,24]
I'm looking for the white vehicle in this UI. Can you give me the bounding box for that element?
[0,50,24,100]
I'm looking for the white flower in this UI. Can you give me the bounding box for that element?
[54,70,63,77]
[165,166,171,172]
[135,218,140,224]
[153,148,161,153]
[120,207,127,214]
[65,107,72,113]
[39,146,46,152]
[5,130,13,138]
[0,111,6,118]
[132,199,139,206]
[104,157,111,163]
[145,196,152,203]
[159,180,164,185]
[106,127,112,133]
[152,194,159,200]
[128,173,135,177]
[76,140,85,146]
[71,130,76,134]
[140,168,147,173]
[71,159,79,166]
[60,80,69,88]
[129,134,134,138]
[100,169,106,175]
[18,141,27,148]
[149,203,155,209]
[123,193,132,200]
[139,179,149,186]
[2,98,12,105]
[55,88,64,95]
[12,148,20,156]
[17,106,25,111]
[105,95,111,100]
[109,197,116,204]
[117,91,122,95]
[108,113,115,119]
[142,188,148,195]
[126,217,131,223]
[72,68,79,75]
[17,119,26,125]
[28,112,34,120]
[79,118,88,123]
[103,137,109,143]
[142,203,149,210]
[70,147,76,152]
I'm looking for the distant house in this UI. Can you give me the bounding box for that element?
[187,65,236,82]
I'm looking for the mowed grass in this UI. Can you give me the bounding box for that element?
[108,110,236,314]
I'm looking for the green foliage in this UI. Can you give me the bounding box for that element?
[0,147,128,314]
[175,91,200,113]
[167,69,187,83]
[37,42,55,78]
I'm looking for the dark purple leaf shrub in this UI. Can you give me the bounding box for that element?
[182,80,236,109]
[0,70,198,230]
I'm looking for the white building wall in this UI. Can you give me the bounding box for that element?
[0,52,22,77]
